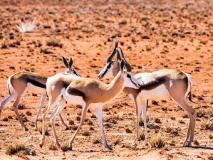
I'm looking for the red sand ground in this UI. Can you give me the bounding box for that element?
[0,0,213,159]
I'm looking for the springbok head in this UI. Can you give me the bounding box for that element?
[98,44,126,80]
[62,57,80,77]
[98,40,122,79]
[120,58,141,89]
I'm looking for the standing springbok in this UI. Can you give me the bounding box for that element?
[39,57,141,150]
[98,44,196,147]
[0,57,80,131]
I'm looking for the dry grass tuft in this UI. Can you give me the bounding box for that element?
[125,128,132,133]
[49,143,58,150]
[46,36,63,48]
[154,118,161,123]
[150,135,165,148]
[113,138,122,146]
[82,131,90,136]
[60,144,70,152]
[5,142,26,155]
[92,138,101,144]
[69,120,74,125]
[193,139,200,146]
[139,131,145,140]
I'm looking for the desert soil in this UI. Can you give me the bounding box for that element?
[0,0,213,159]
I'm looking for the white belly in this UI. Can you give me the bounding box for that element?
[140,84,170,101]
[27,83,46,94]
[62,88,85,107]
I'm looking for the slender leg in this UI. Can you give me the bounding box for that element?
[58,113,69,130]
[141,101,148,146]
[34,95,46,130]
[136,97,142,140]
[0,93,16,116]
[183,97,196,147]
[50,100,67,147]
[12,96,28,131]
[39,97,59,148]
[96,107,112,150]
[172,97,196,147]
[68,103,87,150]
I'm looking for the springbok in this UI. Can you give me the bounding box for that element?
[98,44,196,147]
[39,57,141,150]
[0,57,80,131]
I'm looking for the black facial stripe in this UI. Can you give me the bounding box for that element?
[27,78,46,89]
[101,62,111,78]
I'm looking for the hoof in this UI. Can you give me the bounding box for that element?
[183,141,192,147]
[105,145,112,151]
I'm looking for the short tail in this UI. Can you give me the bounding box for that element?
[185,73,196,103]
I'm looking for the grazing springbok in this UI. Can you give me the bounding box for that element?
[39,57,141,150]
[98,44,196,147]
[0,57,80,131]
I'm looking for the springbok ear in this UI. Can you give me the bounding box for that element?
[69,57,73,68]
[124,60,132,72]
[62,57,69,69]
[120,59,125,72]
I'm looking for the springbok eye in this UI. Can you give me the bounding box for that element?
[127,74,131,78]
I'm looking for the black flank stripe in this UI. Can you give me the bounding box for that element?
[139,77,166,91]
[67,88,85,99]
[27,78,46,89]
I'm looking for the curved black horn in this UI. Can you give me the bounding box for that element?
[118,47,125,59]
[106,40,118,63]
[69,57,73,68]
[62,57,69,69]
[124,59,132,72]
[116,48,121,61]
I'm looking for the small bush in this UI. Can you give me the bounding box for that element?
[26,111,32,116]
[193,140,199,146]
[76,116,81,121]
[82,131,90,136]
[69,120,74,125]
[91,114,96,118]
[61,144,69,152]
[113,138,122,146]
[196,108,206,118]
[92,138,101,144]
[5,142,26,155]
[139,131,145,140]
[3,117,8,121]
[49,144,57,150]
[46,36,63,48]
[150,135,165,148]
[125,128,132,133]
[154,118,161,123]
